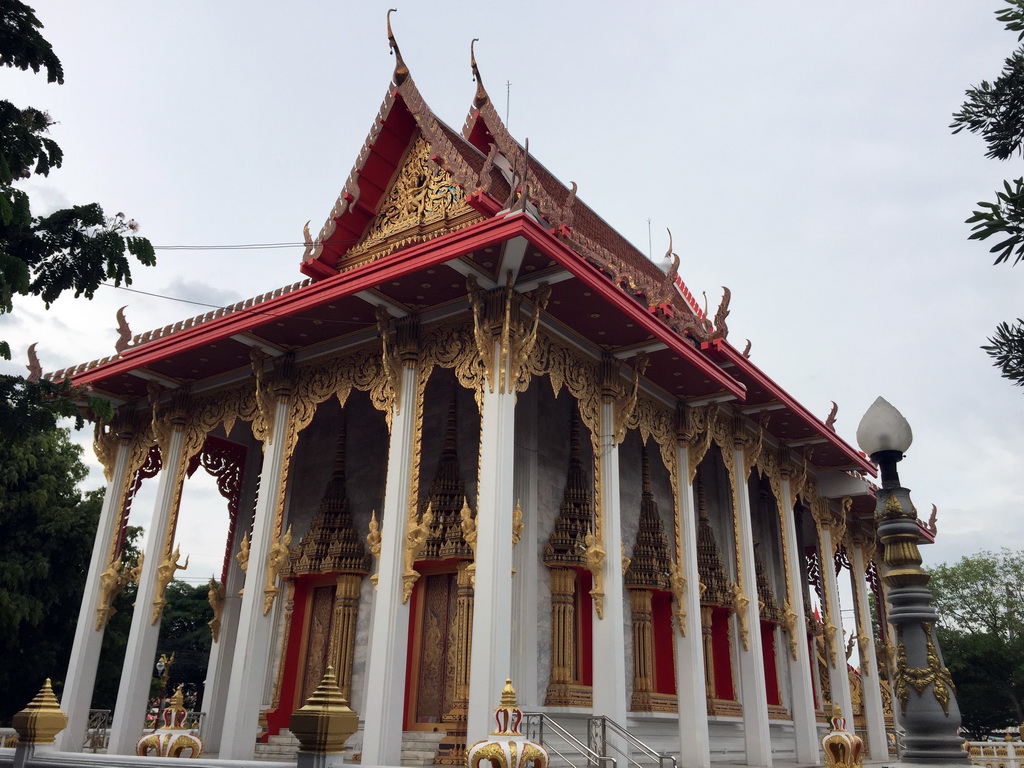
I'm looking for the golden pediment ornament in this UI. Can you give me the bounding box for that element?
[346,135,478,263]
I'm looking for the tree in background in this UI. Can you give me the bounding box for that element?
[952,1,1024,387]
[0,0,155,428]
[928,549,1024,739]
[0,425,98,723]
[154,581,215,707]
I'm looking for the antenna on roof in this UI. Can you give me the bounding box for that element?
[505,80,511,127]
[647,218,652,259]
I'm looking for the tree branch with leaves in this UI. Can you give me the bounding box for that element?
[0,0,155,429]
[952,0,1024,388]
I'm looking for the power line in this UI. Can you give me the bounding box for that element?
[100,283,371,326]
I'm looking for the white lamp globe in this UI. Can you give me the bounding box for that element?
[856,396,913,455]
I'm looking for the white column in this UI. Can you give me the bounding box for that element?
[589,401,629,727]
[360,363,419,767]
[511,385,540,706]
[778,476,819,764]
[849,539,888,760]
[58,440,134,752]
[199,442,261,754]
[219,399,292,760]
[466,366,517,744]
[817,521,854,722]
[733,450,771,768]
[674,443,711,768]
[107,426,187,755]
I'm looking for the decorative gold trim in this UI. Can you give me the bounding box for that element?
[151,545,188,625]
[207,579,225,643]
[668,559,687,637]
[367,511,382,589]
[707,409,749,650]
[262,525,292,616]
[403,505,433,602]
[810,496,840,667]
[346,135,479,263]
[466,273,550,395]
[585,532,607,619]
[755,448,798,659]
[611,353,649,445]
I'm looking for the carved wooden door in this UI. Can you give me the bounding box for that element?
[406,570,459,729]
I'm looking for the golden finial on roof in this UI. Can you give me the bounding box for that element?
[471,38,489,108]
[387,9,409,86]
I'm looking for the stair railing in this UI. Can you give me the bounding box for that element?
[587,715,677,768]
[522,712,616,768]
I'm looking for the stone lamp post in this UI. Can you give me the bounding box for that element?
[856,397,967,764]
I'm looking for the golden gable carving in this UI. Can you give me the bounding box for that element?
[346,135,479,264]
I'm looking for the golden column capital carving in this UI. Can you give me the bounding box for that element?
[376,308,420,417]
[607,353,648,444]
[466,272,549,395]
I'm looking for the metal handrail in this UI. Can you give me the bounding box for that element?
[588,715,677,768]
[523,712,616,768]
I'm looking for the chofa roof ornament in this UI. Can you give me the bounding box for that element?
[471,38,489,109]
[387,9,409,86]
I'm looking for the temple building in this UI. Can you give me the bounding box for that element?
[48,21,920,768]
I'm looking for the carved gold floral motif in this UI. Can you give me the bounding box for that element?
[263,525,292,616]
[893,622,955,715]
[584,532,607,619]
[404,505,433,602]
[346,135,478,262]
[367,511,382,589]
[151,545,189,625]
[466,274,550,395]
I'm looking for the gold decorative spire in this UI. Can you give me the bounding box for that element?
[500,678,518,707]
[695,477,731,607]
[288,415,371,576]
[471,38,489,109]
[420,393,473,561]
[12,679,67,745]
[387,9,409,86]
[625,445,671,590]
[754,543,782,623]
[544,410,592,567]
[289,666,359,755]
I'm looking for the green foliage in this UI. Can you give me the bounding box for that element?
[982,318,1024,386]
[155,581,215,704]
[0,424,98,724]
[952,0,1024,385]
[929,549,1024,739]
[0,0,155,423]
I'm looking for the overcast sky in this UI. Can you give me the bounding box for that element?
[2,2,1022,582]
